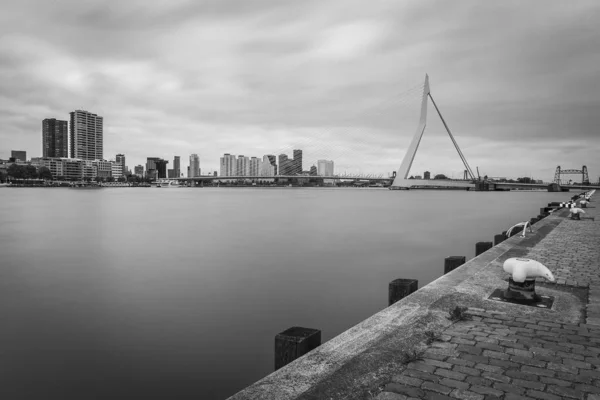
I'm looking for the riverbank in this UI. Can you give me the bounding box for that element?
[229,194,600,399]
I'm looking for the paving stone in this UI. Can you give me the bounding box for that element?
[547,384,587,399]
[448,389,484,400]
[391,375,422,387]
[469,385,503,397]
[375,392,408,400]
[438,378,469,391]
[384,383,424,398]
[421,381,452,395]
[493,382,526,395]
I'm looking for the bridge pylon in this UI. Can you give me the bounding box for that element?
[391,75,476,189]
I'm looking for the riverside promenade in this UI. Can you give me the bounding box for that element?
[229,197,600,400]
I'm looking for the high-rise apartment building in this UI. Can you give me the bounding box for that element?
[236,155,249,176]
[249,157,260,176]
[279,150,302,175]
[134,165,144,177]
[189,154,200,177]
[424,171,431,180]
[259,155,277,176]
[278,154,290,175]
[11,150,27,162]
[173,156,181,177]
[42,118,68,158]
[69,110,103,160]
[317,160,334,176]
[219,153,237,177]
[292,149,302,174]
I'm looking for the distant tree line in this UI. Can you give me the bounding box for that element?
[6,164,52,180]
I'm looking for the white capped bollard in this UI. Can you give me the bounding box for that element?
[569,207,585,220]
[502,258,555,303]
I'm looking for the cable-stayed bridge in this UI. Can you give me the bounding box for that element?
[174,75,599,191]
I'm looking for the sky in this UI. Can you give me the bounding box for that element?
[1,0,599,182]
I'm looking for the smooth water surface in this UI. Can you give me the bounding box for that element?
[0,188,570,399]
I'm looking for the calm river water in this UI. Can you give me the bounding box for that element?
[0,188,570,399]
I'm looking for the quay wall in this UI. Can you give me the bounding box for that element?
[228,200,590,400]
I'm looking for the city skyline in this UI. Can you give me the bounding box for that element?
[1,1,599,181]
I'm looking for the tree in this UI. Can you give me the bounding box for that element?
[434,174,448,180]
[517,177,532,184]
[118,176,127,182]
[24,165,38,179]
[38,167,53,180]
[0,170,6,182]
[408,175,415,179]
[106,176,115,182]
[7,164,23,179]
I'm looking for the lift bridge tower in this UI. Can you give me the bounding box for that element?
[553,165,590,185]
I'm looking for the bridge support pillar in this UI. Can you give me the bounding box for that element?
[389,279,418,306]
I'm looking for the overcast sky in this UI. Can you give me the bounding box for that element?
[1,0,599,181]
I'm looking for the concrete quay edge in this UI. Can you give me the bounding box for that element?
[228,203,599,400]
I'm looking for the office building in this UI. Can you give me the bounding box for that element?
[155,159,168,179]
[189,154,200,177]
[219,153,236,177]
[116,154,126,175]
[146,157,167,179]
[134,165,144,177]
[42,118,68,158]
[310,165,317,176]
[424,171,431,180]
[69,110,103,160]
[11,150,27,162]
[173,156,181,178]
[317,159,334,177]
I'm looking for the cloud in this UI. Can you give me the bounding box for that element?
[1,0,599,180]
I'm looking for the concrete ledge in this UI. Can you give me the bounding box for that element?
[228,209,583,400]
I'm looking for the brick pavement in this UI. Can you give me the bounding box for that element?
[376,199,600,400]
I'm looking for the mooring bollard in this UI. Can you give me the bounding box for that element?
[388,279,418,306]
[444,256,466,274]
[275,327,321,370]
[475,242,493,256]
[494,233,506,246]
[530,217,538,225]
